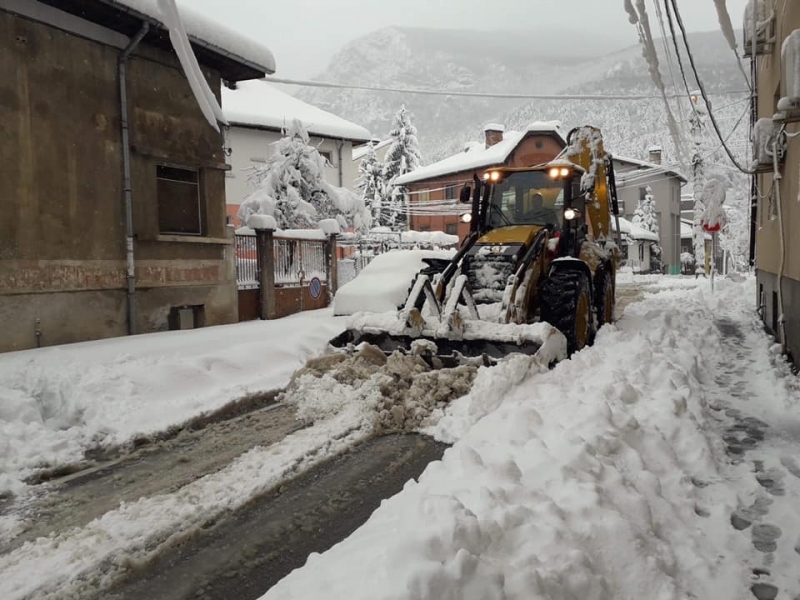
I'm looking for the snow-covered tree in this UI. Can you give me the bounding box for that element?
[357,142,386,226]
[382,106,422,231]
[237,119,370,232]
[631,186,661,271]
[631,186,659,237]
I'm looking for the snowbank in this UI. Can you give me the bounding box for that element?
[333,249,455,316]
[0,310,345,494]
[262,277,770,599]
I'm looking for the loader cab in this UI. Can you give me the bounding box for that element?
[482,170,561,230]
[481,167,586,233]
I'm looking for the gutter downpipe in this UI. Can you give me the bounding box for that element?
[336,139,344,187]
[119,22,149,336]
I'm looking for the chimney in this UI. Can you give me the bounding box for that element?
[484,123,505,148]
[648,145,662,165]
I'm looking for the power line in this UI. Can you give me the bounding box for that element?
[667,0,755,175]
[265,76,748,102]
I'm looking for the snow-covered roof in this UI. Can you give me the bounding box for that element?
[352,139,392,161]
[98,0,275,79]
[394,121,566,186]
[612,216,660,242]
[680,218,712,240]
[223,81,372,143]
[614,155,688,184]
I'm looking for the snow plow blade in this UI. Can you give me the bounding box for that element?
[329,317,567,368]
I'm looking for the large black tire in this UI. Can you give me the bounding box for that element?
[594,268,615,329]
[540,269,593,355]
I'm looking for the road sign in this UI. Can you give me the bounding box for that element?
[309,277,322,299]
[702,221,721,233]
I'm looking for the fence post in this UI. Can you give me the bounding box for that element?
[326,233,338,297]
[255,227,276,320]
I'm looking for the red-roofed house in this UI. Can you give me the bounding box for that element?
[394,123,567,241]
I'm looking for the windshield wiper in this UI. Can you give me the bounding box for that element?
[490,203,513,227]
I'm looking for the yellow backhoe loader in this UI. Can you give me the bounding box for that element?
[330,125,623,365]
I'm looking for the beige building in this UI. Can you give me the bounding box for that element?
[0,0,274,352]
[749,1,800,363]
[222,81,372,224]
[614,149,688,275]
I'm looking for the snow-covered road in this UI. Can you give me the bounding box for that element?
[2,275,799,600]
[262,275,800,600]
[0,309,346,496]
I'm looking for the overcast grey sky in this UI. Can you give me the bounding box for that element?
[188,0,750,78]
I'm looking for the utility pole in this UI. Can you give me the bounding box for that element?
[689,91,708,276]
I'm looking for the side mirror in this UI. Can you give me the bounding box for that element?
[459,186,472,204]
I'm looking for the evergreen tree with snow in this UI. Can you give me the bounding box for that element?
[382,105,422,231]
[632,186,662,273]
[357,142,386,226]
[237,119,370,232]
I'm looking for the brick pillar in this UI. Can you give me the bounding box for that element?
[256,228,276,320]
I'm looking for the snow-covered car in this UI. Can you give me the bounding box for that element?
[333,249,455,316]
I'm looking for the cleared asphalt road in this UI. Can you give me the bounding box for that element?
[100,434,447,600]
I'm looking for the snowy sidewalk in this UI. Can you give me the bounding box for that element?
[261,276,800,600]
[0,309,345,495]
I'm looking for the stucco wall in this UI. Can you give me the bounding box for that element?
[615,169,683,273]
[0,10,236,352]
[755,3,800,282]
[225,125,359,223]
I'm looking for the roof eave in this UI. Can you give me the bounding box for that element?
[37,0,274,81]
[228,121,372,144]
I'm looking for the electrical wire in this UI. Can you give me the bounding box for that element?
[653,0,688,141]
[667,0,755,175]
[264,76,748,102]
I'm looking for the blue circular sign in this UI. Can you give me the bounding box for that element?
[309,277,322,299]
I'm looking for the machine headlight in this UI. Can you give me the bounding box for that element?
[489,170,501,182]
[560,167,570,177]
[460,213,472,223]
[564,208,578,221]
[548,167,560,179]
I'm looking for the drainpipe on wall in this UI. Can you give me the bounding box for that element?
[336,140,344,187]
[118,22,150,336]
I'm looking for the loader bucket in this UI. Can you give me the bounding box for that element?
[328,319,567,369]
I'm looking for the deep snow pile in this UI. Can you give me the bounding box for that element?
[0,310,345,496]
[282,344,479,435]
[262,276,800,600]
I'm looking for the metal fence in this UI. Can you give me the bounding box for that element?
[235,234,259,290]
[274,238,327,286]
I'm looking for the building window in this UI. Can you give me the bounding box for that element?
[419,225,431,232]
[417,190,430,203]
[157,165,202,235]
[320,151,333,164]
[445,184,458,201]
[639,187,647,201]
[445,223,458,235]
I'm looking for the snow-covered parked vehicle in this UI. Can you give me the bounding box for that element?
[333,249,455,316]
